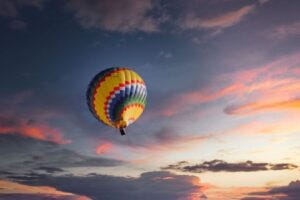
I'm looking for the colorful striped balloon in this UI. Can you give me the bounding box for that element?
[86,67,147,135]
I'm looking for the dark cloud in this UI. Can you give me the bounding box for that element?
[7,172,49,182]
[269,180,300,200]
[10,19,27,30]
[11,171,206,200]
[111,127,209,152]
[0,134,123,177]
[243,180,300,200]
[66,0,159,33]
[0,0,267,33]
[0,194,87,200]
[0,0,46,17]
[162,160,298,173]
[35,166,64,174]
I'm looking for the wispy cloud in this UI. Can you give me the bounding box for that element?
[224,98,300,115]
[158,50,173,59]
[221,112,300,136]
[157,51,300,117]
[0,179,91,200]
[0,0,46,30]
[0,134,123,176]
[179,5,255,30]
[258,0,272,4]
[0,179,70,195]
[66,0,158,33]
[0,195,90,200]
[0,116,69,144]
[125,127,210,153]
[10,19,27,30]
[266,21,300,39]
[0,91,70,144]
[162,160,297,173]
[0,0,46,17]
[157,82,244,117]
[205,186,281,200]
[95,142,113,154]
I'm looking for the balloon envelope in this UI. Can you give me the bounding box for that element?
[87,67,147,129]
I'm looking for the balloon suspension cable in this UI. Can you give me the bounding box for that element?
[119,128,126,136]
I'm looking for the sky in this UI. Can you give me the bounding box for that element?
[0,0,300,199]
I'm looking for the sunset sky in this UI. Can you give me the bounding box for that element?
[0,0,300,199]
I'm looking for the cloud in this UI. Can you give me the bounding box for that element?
[0,116,69,144]
[7,169,297,200]
[220,112,300,136]
[123,127,209,153]
[162,160,298,173]
[0,134,123,176]
[157,81,244,117]
[9,171,207,200]
[152,127,209,150]
[35,167,64,174]
[0,0,46,17]
[268,180,300,199]
[66,0,158,33]
[0,0,270,35]
[157,51,300,117]
[179,5,255,30]
[0,179,91,200]
[0,91,74,144]
[221,52,300,116]
[258,0,272,4]
[95,142,112,154]
[267,21,300,40]
[224,98,300,115]
[10,19,27,30]
[158,51,173,59]
[0,195,90,200]
[0,0,46,30]
[4,171,293,200]
[0,179,71,195]
[205,186,279,200]
[244,180,300,200]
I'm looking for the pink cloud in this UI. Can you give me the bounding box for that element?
[0,117,70,144]
[267,21,300,39]
[290,68,300,76]
[225,98,300,115]
[200,5,255,28]
[157,51,300,117]
[204,185,285,200]
[0,91,70,144]
[223,53,300,115]
[222,112,300,136]
[180,5,255,30]
[159,82,245,117]
[0,179,90,199]
[96,142,113,154]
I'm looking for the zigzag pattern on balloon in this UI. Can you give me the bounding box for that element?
[86,67,147,129]
[104,81,146,123]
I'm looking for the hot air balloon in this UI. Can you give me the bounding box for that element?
[86,67,147,135]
